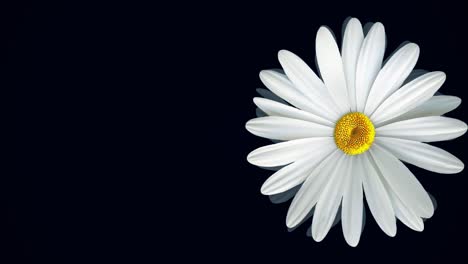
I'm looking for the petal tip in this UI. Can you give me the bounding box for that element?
[260,184,270,195]
[406,43,420,55]
[317,26,330,35]
[346,238,360,247]
[245,119,254,131]
[456,162,464,173]
[440,71,447,80]
[312,230,326,242]
[459,121,468,135]
[421,206,435,219]
[434,71,446,80]
[344,18,363,34]
[387,228,397,237]
[373,22,385,30]
[348,17,361,25]
[462,120,468,128]
[261,184,281,196]
[381,221,397,237]
[277,49,290,60]
[453,97,462,108]
[343,229,361,247]
[414,222,424,232]
[246,151,256,165]
[259,69,268,79]
[252,97,262,105]
[285,216,297,229]
[407,42,419,49]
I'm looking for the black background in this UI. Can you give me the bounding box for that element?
[9,1,468,263]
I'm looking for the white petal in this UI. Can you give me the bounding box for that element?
[286,150,343,228]
[260,143,336,195]
[361,153,396,236]
[378,95,461,126]
[375,137,464,174]
[245,116,333,141]
[277,50,341,120]
[376,116,467,142]
[256,88,287,104]
[312,155,351,242]
[316,26,350,113]
[306,208,342,238]
[253,97,334,127]
[385,182,424,232]
[371,72,446,125]
[248,137,335,167]
[259,70,336,121]
[341,156,363,247]
[369,144,434,218]
[342,18,364,111]
[355,22,386,112]
[364,43,420,115]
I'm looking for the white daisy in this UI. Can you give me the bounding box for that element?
[245,18,467,247]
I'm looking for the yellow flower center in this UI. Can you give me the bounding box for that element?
[334,112,375,155]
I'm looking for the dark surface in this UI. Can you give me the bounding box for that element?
[10,1,468,263]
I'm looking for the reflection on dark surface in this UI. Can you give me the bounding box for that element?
[269,185,301,204]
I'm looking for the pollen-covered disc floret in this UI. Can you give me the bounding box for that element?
[334,112,375,155]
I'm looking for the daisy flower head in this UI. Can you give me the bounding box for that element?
[246,17,466,246]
